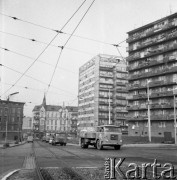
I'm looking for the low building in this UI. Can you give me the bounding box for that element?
[32,95,78,138]
[0,100,25,141]
[22,116,33,138]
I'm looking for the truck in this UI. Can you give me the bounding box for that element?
[79,125,122,150]
[52,133,67,146]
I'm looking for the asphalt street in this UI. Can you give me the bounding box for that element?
[0,141,177,178]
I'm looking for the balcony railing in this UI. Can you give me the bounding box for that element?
[127,20,177,43]
[127,43,177,62]
[129,66,177,80]
[128,31,177,53]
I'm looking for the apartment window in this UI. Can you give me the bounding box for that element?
[0,117,1,123]
[51,120,53,125]
[55,120,57,125]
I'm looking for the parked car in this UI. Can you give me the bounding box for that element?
[27,136,33,143]
[52,133,67,146]
[42,136,46,142]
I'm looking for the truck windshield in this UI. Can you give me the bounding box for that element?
[104,126,121,132]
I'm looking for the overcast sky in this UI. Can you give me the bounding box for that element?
[0,0,177,116]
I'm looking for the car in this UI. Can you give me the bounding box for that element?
[42,136,46,142]
[27,136,33,143]
[49,137,54,144]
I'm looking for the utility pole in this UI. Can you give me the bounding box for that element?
[173,90,177,145]
[109,88,111,124]
[147,81,151,142]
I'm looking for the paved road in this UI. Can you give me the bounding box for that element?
[0,143,32,177]
[1,141,177,178]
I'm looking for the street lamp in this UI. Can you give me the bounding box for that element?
[147,80,151,142]
[173,89,177,145]
[5,92,19,145]
[108,88,111,124]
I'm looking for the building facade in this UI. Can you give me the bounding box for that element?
[127,13,177,142]
[32,96,78,138]
[78,54,128,131]
[22,116,33,138]
[0,100,25,141]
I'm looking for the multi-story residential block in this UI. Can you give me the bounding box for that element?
[0,100,25,141]
[78,54,128,131]
[126,13,177,142]
[32,96,78,138]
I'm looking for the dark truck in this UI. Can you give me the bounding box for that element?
[52,133,67,146]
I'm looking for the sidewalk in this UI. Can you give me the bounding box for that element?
[0,141,26,148]
[68,143,177,148]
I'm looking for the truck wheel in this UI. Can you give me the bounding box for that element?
[114,145,121,150]
[96,140,103,150]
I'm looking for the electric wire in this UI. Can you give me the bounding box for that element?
[46,0,96,94]
[0,11,126,47]
[0,64,77,96]
[0,0,87,97]
[0,81,72,97]
[0,46,77,75]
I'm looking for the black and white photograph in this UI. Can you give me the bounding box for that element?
[0,0,177,179]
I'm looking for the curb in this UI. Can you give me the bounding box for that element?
[1,169,20,180]
[67,143,177,148]
[0,141,26,149]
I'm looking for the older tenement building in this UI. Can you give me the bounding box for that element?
[127,13,177,142]
[0,100,25,141]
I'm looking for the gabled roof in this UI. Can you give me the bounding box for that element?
[32,105,78,112]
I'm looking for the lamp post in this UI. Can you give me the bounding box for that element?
[147,81,151,142]
[109,88,111,124]
[173,89,177,145]
[5,92,19,145]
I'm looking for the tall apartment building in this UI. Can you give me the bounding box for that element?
[0,100,25,141]
[127,13,177,142]
[78,54,128,131]
[32,96,78,138]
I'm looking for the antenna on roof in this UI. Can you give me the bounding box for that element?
[169,4,172,15]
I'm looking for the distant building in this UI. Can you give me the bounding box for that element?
[0,100,25,141]
[126,12,177,142]
[78,54,128,131]
[32,96,78,138]
[22,116,32,137]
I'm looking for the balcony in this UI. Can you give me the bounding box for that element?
[99,65,114,71]
[127,43,177,62]
[129,66,177,81]
[128,31,177,53]
[127,20,177,43]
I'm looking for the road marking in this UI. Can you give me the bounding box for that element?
[1,169,21,180]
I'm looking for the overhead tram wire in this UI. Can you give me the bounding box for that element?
[0,0,87,98]
[0,12,126,48]
[0,64,77,96]
[0,81,72,97]
[0,30,95,56]
[46,0,96,95]
[0,46,77,75]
